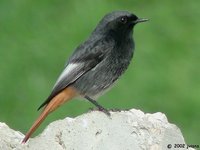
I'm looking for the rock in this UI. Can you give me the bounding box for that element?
[0,122,24,150]
[0,109,194,150]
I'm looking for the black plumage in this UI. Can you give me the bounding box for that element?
[38,10,148,110]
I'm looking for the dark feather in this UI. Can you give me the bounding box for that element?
[38,38,113,110]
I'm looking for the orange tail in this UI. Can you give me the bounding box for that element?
[22,87,77,143]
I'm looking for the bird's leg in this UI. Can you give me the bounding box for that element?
[85,96,110,116]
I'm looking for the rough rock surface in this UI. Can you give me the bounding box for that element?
[0,109,193,150]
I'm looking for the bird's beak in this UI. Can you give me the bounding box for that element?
[135,18,149,24]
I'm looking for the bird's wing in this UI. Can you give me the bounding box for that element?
[38,39,112,110]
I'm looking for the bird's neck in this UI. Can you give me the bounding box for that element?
[110,32,134,60]
[107,30,133,45]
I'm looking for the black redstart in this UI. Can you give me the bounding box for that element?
[22,10,148,143]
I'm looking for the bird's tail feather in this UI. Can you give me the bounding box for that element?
[22,87,77,143]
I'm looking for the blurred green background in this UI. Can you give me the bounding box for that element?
[0,0,199,145]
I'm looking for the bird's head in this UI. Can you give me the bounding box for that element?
[93,11,148,39]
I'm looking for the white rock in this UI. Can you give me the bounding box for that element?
[0,109,194,150]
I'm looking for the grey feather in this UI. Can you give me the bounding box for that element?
[38,38,113,110]
[38,10,147,109]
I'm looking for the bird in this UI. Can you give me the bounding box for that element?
[22,10,148,143]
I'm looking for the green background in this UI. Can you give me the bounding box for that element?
[0,0,199,144]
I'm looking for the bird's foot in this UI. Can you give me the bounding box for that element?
[97,106,111,116]
[89,107,111,117]
[85,96,111,117]
[109,108,130,112]
[109,108,122,112]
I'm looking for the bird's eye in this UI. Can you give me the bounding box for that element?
[120,16,127,24]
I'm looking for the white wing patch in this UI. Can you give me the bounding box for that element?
[53,63,81,88]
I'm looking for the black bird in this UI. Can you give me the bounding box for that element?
[22,10,148,143]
